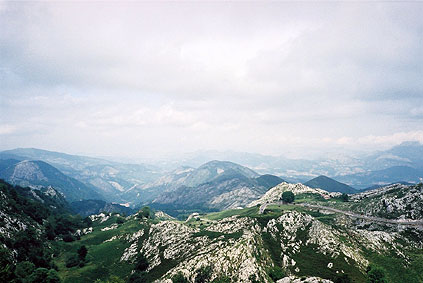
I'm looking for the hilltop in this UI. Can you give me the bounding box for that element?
[304,175,357,194]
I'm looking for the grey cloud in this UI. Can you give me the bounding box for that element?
[1,2,423,157]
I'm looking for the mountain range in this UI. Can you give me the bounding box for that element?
[148,161,284,216]
[1,142,423,208]
[0,159,104,202]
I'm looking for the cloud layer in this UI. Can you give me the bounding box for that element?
[1,2,422,158]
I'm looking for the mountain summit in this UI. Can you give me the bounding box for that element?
[304,175,356,194]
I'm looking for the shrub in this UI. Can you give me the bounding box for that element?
[268,266,285,282]
[116,217,125,224]
[134,254,149,272]
[46,269,61,283]
[15,261,35,280]
[128,271,148,283]
[211,275,231,283]
[62,234,75,242]
[366,265,387,283]
[26,268,48,282]
[137,207,152,219]
[195,265,212,283]
[0,248,14,282]
[65,254,80,268]
[77,245,88,260]
[172,271,189,283]
[335,274,351,283]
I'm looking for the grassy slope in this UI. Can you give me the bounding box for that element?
[54,215,144,283]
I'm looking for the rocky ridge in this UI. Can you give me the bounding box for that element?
[248,182,341,207]
[101,207,416,282]
[349,183,423,220]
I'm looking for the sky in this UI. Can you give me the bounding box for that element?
[1,1,423,159]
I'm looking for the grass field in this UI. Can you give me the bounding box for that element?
[54,215,144,283]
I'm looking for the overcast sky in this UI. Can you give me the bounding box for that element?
[1,1,423,159]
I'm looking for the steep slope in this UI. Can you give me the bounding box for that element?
[0,180,89,282]
[0,148,161,203]
[304,175,357,194]
[255,174,285,188]
[0,159,104,202]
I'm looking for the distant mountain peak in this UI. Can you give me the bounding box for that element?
[304,175,356,194]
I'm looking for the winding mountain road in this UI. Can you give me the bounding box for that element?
[259,202,423,227]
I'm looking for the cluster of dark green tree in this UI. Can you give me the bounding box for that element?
[65,245,88,268]
[0,251,60,283]
[128,254,150,282]
[0,180,92,282]
[136,206,153,219]
[281,191,295,203]
[366,265,387,283]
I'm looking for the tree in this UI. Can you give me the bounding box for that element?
[195,265,212,283]
[281,191,295,203]
[77,245,88,261]
[128,271,148,283]
[135,254,149,272]
[46,269,61,283]
[27,268,49,283]
[366,265,387,283]
[15,261,35,281]
[116,217,125,224]
[340,193,349,202]
[137,207,151,219]
[0,248,14,282]
[268,266,285,282]
[335,274,351,283]
[172,272,189,283]
[65,254,80,268]
[62,234,75,242]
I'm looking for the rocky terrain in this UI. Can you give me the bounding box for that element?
[248,182,341,207]
[67,203,422,283]
[348,183,423,220]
